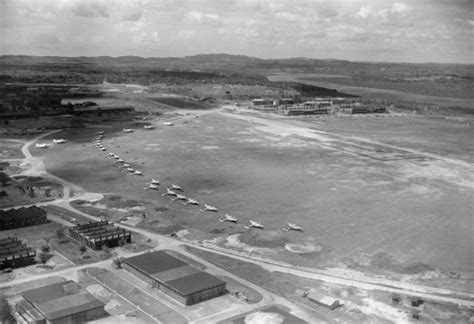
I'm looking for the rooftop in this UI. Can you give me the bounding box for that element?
[22,281,104,320]
[124,251,226,296]
[124,250,187,275]
[166,271,226,296]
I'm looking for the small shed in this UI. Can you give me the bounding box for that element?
[307,291,341,310]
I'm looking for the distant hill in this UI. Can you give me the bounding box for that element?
[2,53,471,76]
[1,53,473,100]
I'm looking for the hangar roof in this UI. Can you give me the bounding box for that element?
[22,281,104,320]
[165,271,226,296]
[124,250,187,275]
[124,250,226,296]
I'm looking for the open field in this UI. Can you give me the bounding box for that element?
[0,139,24,159]
[30,107,474,291]
[149,96,213,109]
[268,73,474,110]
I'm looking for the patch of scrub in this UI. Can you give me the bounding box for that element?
[239,230,290,248]
[175,229,190,238]
[120,214,145,226]
[244,311,285,324]
[345,298,410,323]
[80,202,146,213]
[202,145,220,150]
[285,242,322,253]
[370,252,433,274]
[105,299,121,312]
[405,184,442,197]
[221,234,277,255]
[87,284,112,299]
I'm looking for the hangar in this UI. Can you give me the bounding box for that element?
[0,236,36,270]
[17,280,106,324]
[123,250,226,305]
[0,206,48,230]
[68,220,131,250]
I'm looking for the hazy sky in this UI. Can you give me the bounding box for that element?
[1,0,473,63]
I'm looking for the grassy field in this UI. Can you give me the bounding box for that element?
[149,96,213,109]
[33,110,473,290]
[0,139,24,159]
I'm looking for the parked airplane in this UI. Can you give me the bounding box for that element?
[108,153,115,156]
[200,204,218,212]
[126,167,135,172]
[163,122,174,126]
[117,159,125,163]
[133,170,143,176]
[35,143,49,148]
[283,223,303,232]
[144,125,154,129]
[171,194,187,201]
[150,179,160,185]
[162,189,177,197]
[170,184,183,191]
[245,220,264,229]
[53,139,67,144]
[123,163,131,167]
[123,128,134,133]
[144,183,159,190]
[183,198,199,206]
[219,214,237,223]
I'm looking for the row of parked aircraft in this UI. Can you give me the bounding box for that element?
[92,128,302,232]
[35,138,67,148]
[122,121,173,134]
[91,131,144,176]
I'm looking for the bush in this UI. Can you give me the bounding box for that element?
[118,237,127,247]
[79,245,87,253]
[56,228,66,242]
[112,258,122,269]
[41,244,50,253]
[36,251,50,264]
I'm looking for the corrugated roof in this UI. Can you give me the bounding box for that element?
[22,281,75,303]
[165,271,225,296]
[22,281,104,320]
[151,265,200,282]
[124,251,187,275]
[124,251,226,297]
[37,292,104,320]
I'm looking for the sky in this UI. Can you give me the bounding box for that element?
[0,0,473,63]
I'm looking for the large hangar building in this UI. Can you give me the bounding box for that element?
[123,250,226,305]
[17,280,105,324]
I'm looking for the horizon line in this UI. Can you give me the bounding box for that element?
[0,52,472,66]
